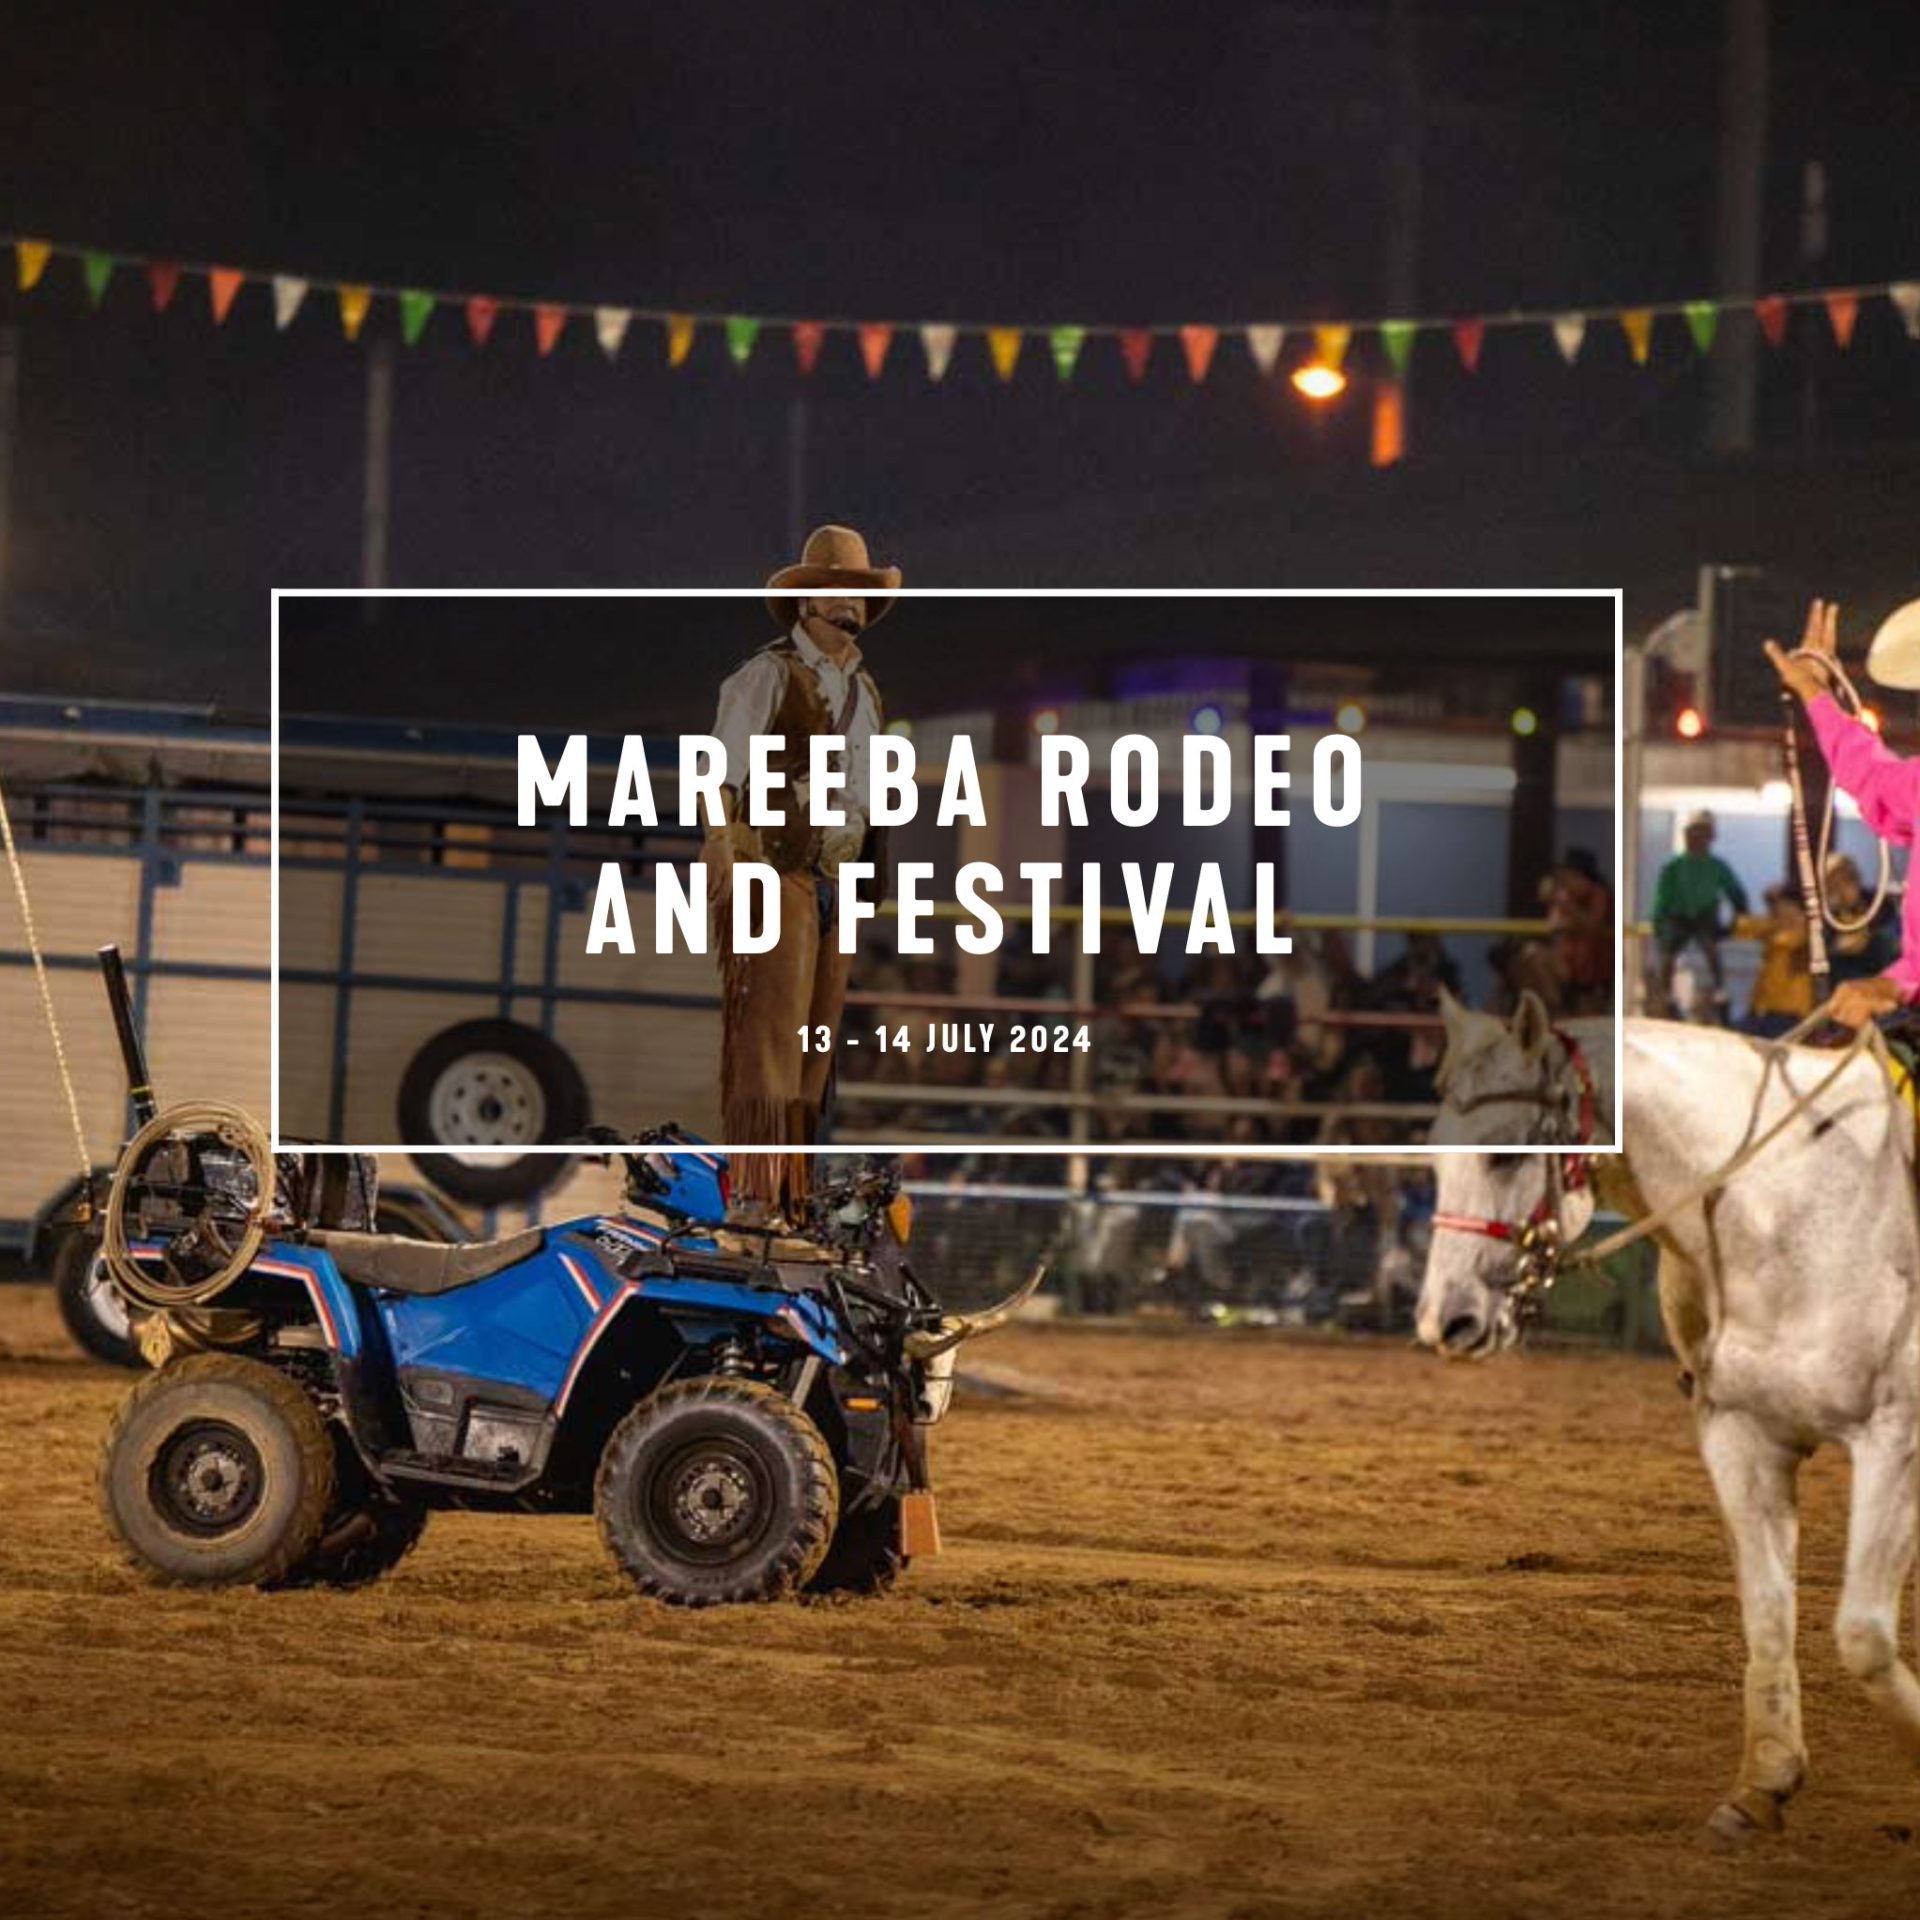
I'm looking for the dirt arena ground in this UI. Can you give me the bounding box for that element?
[2,1286,1916,1920]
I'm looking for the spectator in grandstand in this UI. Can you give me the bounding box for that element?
[1367,929,1463,1101]
[1736,883,1814,1036]
[1822,852,1901,985]
[1652,811,1748,1017]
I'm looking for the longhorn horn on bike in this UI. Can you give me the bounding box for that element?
[902,1264,1046,1360]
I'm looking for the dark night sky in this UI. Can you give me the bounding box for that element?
[3,1,1918,712]
[278,592,1616,734]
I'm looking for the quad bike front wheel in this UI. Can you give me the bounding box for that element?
[595,1379,838,1606]
[99,1355,335,1587]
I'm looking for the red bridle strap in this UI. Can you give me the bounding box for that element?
[1432,1028,1598,1243]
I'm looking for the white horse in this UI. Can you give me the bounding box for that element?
[1417,991,1920,1839]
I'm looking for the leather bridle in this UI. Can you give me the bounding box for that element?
[1430,1029,1598,1312]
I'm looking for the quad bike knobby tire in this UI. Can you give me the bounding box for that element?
[595,1379,838,1606]
[271,1428,430,1591]
[99,1354,335,1587]
[53,1228,142,1370]
[807,1496,908,1597]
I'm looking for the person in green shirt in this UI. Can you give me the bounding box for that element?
[1652,810,1750,1016]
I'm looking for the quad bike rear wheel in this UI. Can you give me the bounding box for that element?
[806,1496,908,1597]
[271,1429,430,1591]
[595,1379,838,1606]
[99,1354,334,1587]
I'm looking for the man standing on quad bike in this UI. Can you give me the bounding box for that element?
[705,525,899,1223]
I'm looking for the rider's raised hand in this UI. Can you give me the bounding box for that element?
[1763,597,1841,706]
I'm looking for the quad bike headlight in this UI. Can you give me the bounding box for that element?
[887,1192,914,1246]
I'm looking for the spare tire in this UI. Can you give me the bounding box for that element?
[396,1019,588,1206]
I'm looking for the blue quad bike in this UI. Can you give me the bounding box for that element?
[86,949,1037,1605]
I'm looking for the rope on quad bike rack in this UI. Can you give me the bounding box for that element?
[0,764,94,1202]
[103,1100,278,1308]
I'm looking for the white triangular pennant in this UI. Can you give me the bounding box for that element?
[1552,313,1586,364]
[272,275,309,331]
[920,324,956,382]
[1246,324,1285,374]
[596,307,632,359]
[1890,283,1920,341]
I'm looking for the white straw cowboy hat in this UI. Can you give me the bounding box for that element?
[1867,597,1920,690]
[765,524,902,631]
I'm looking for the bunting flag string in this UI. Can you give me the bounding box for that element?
[8,232,1920,393]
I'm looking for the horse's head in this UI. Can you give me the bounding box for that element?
[1416,989,1598,1359]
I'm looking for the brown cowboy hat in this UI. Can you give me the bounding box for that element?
[765,524,901,631]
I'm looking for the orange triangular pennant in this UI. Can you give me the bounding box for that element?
[986,328,1022,382]
[1619,308,1653,365]
[858,323,893,380]
[1825,292,1859,348]
[208,268,244,325]
[1179,325,1219,383]
[15,240,51,291]
[1314,324,1352,371]
[534,305,567,357]
[666,314,696,367]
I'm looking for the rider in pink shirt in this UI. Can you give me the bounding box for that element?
[1766,599,1918,1029]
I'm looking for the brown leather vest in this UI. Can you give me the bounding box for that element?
[745,637,882,876]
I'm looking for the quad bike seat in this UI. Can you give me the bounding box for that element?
[306,1227,545,1295]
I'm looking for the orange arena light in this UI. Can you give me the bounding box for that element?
[1291,363,1347,401]
[1676,706,1705,740]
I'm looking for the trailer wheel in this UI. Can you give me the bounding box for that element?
[53,1229,142,1371]
[396,1018,587,1206]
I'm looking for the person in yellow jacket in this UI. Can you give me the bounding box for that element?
[1734,883,1813,1037]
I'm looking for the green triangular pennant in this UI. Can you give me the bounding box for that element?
[1380,319,1416,376]
[82,251,115,307]
[1683,300,1718,355]
[1049,325,1087,381]
[725,316,761,366]
[399,290,436,346]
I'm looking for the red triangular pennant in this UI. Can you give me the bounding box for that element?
[1754,296,1789,348]
[534,305,567,357]
[858,323,893,379]
[147,262,181,313]
[1179,325,1219,383]
[1119,330,1153,384]
[466,298,499,348]
[208,268,244,325]
[1451,317,1486,372]
[1825,291,1859,349]
[792,322,825,375]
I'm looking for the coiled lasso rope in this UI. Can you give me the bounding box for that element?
[103,1101,277,1308]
